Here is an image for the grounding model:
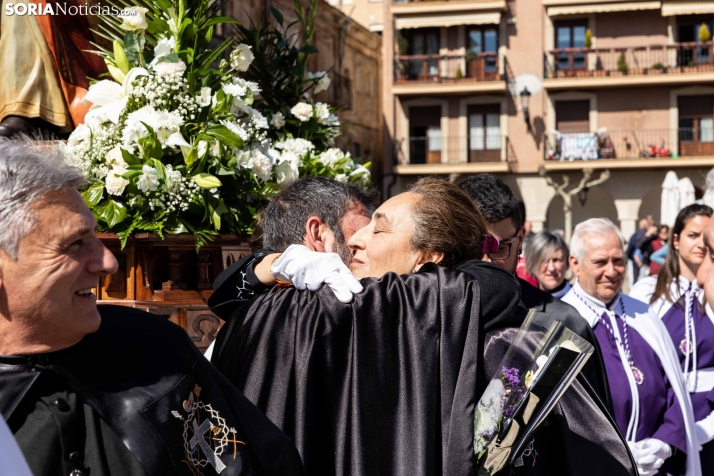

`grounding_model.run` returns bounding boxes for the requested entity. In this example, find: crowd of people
[1,139,714,476]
